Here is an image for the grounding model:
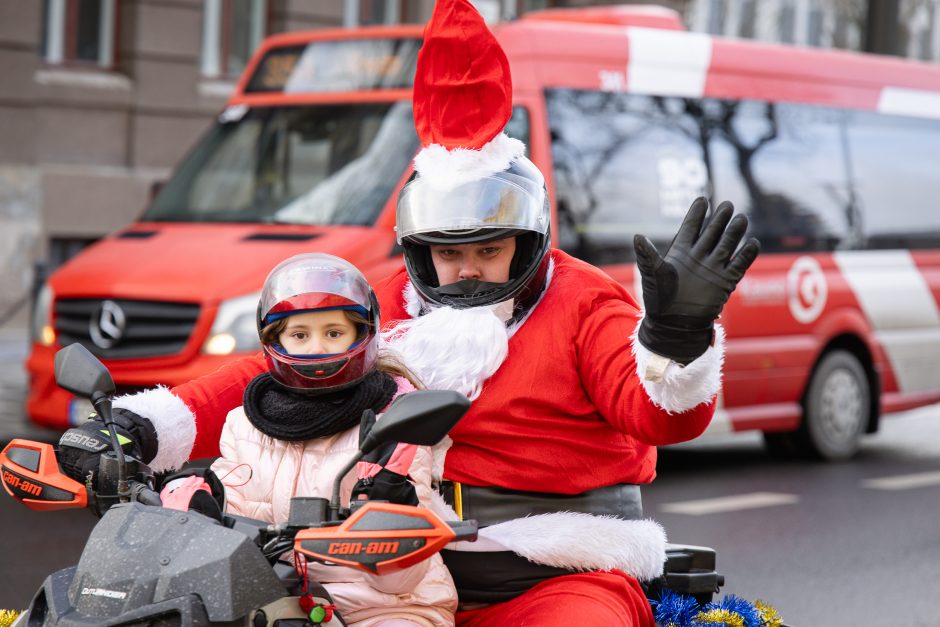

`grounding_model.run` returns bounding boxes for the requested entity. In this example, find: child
[210,253,457,627]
